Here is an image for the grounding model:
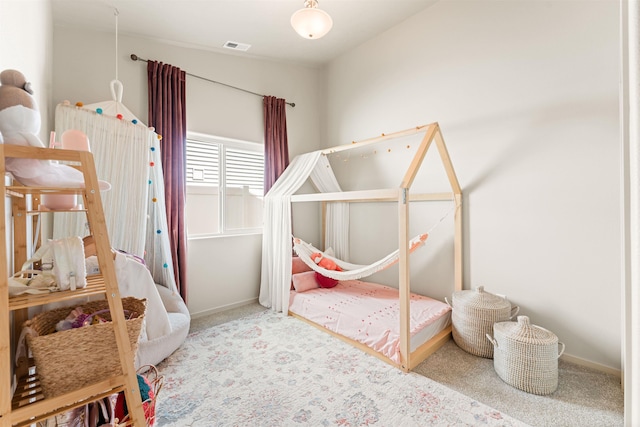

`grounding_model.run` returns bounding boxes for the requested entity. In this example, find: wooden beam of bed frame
[288,311,453,371]
[320,123,434,155]
[291,190,455,203]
